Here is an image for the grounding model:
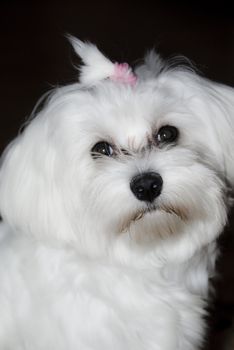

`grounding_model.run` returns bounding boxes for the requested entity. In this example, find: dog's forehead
[88,83,166,147]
